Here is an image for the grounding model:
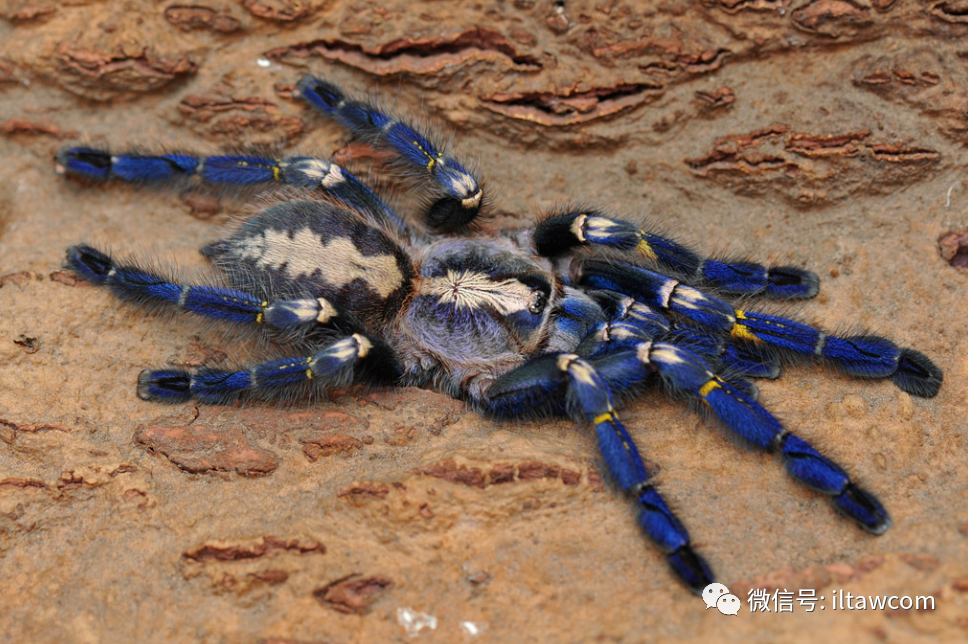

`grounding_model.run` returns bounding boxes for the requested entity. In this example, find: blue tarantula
[56,75,943,594]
